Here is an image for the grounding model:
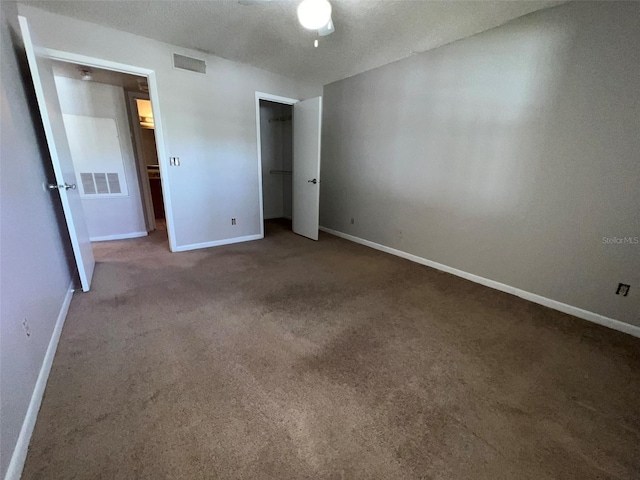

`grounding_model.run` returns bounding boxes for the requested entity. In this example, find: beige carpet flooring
[22,220,640,479]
